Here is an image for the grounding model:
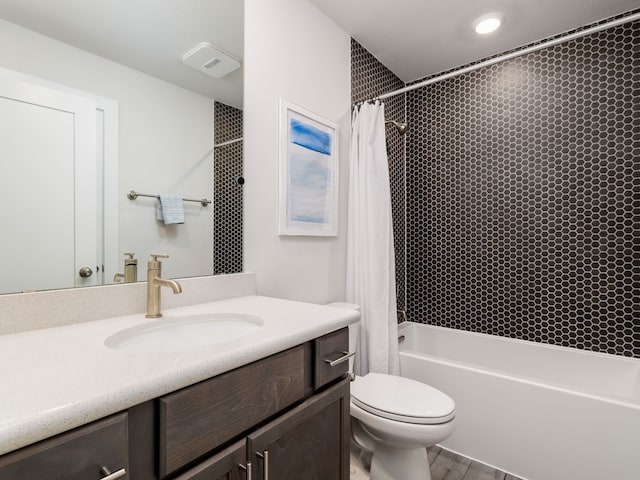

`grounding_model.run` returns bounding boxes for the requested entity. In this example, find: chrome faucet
[146,254,182,318]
